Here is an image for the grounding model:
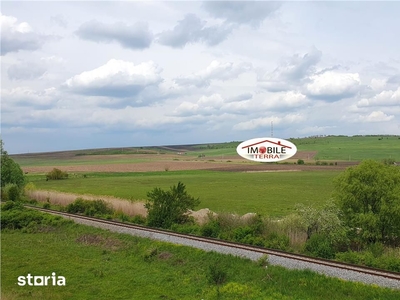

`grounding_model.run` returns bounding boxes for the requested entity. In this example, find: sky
[1,1,400,154]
